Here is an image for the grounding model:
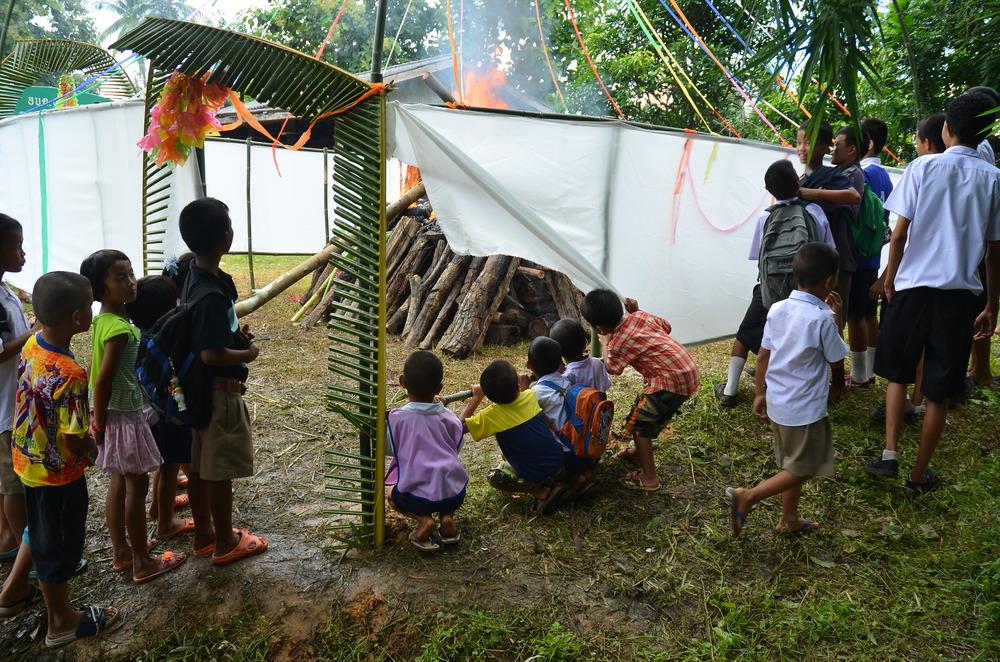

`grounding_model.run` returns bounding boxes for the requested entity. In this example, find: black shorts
[874,288,978,402]
[153,420,192,466]
[835,271,853,326]
[848,268,879,318]
[24,476,88,584]
[390,486,466,517]
[735,285,767,354]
